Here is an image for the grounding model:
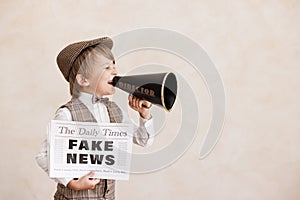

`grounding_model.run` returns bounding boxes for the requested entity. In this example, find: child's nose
[112,68,117,75]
